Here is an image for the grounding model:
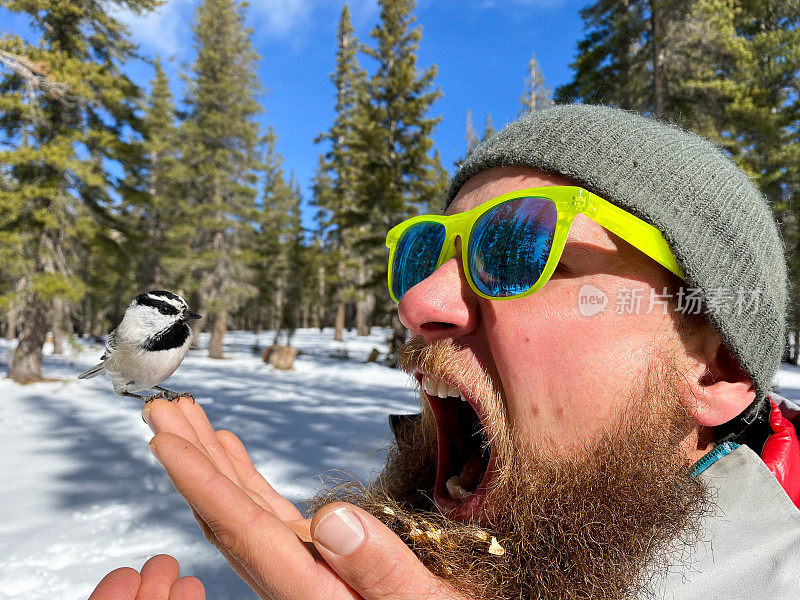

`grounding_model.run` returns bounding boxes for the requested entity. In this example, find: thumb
[311,502,462,600]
